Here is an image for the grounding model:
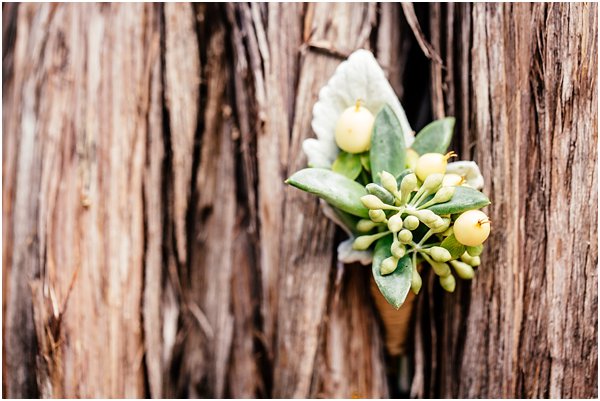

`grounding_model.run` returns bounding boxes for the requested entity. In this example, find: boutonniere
[286,49,491,310]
